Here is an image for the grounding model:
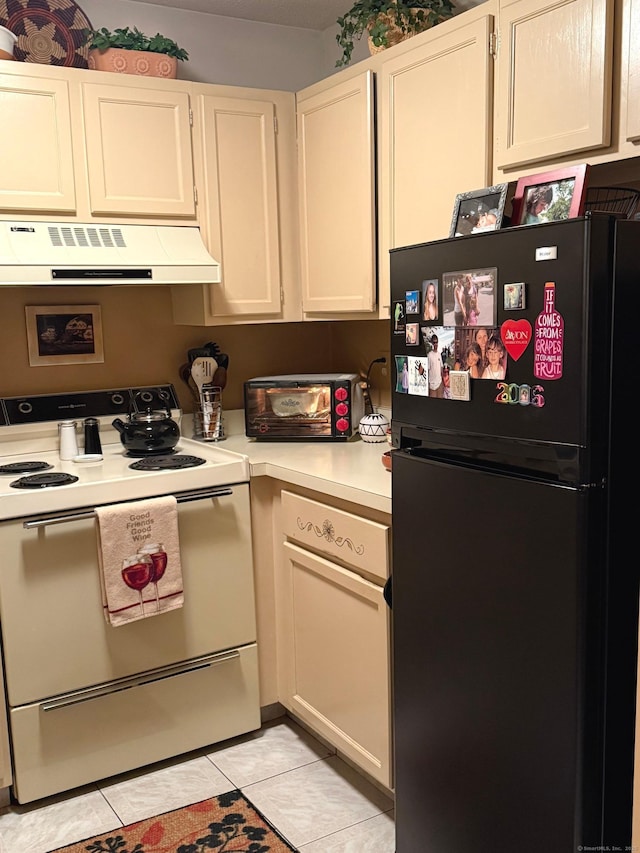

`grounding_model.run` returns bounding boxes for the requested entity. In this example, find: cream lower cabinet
[296,70,377,316]
[277,490,392,788]
[494,0,614,173]
[378,11,495,313]
[171,87,301,325]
